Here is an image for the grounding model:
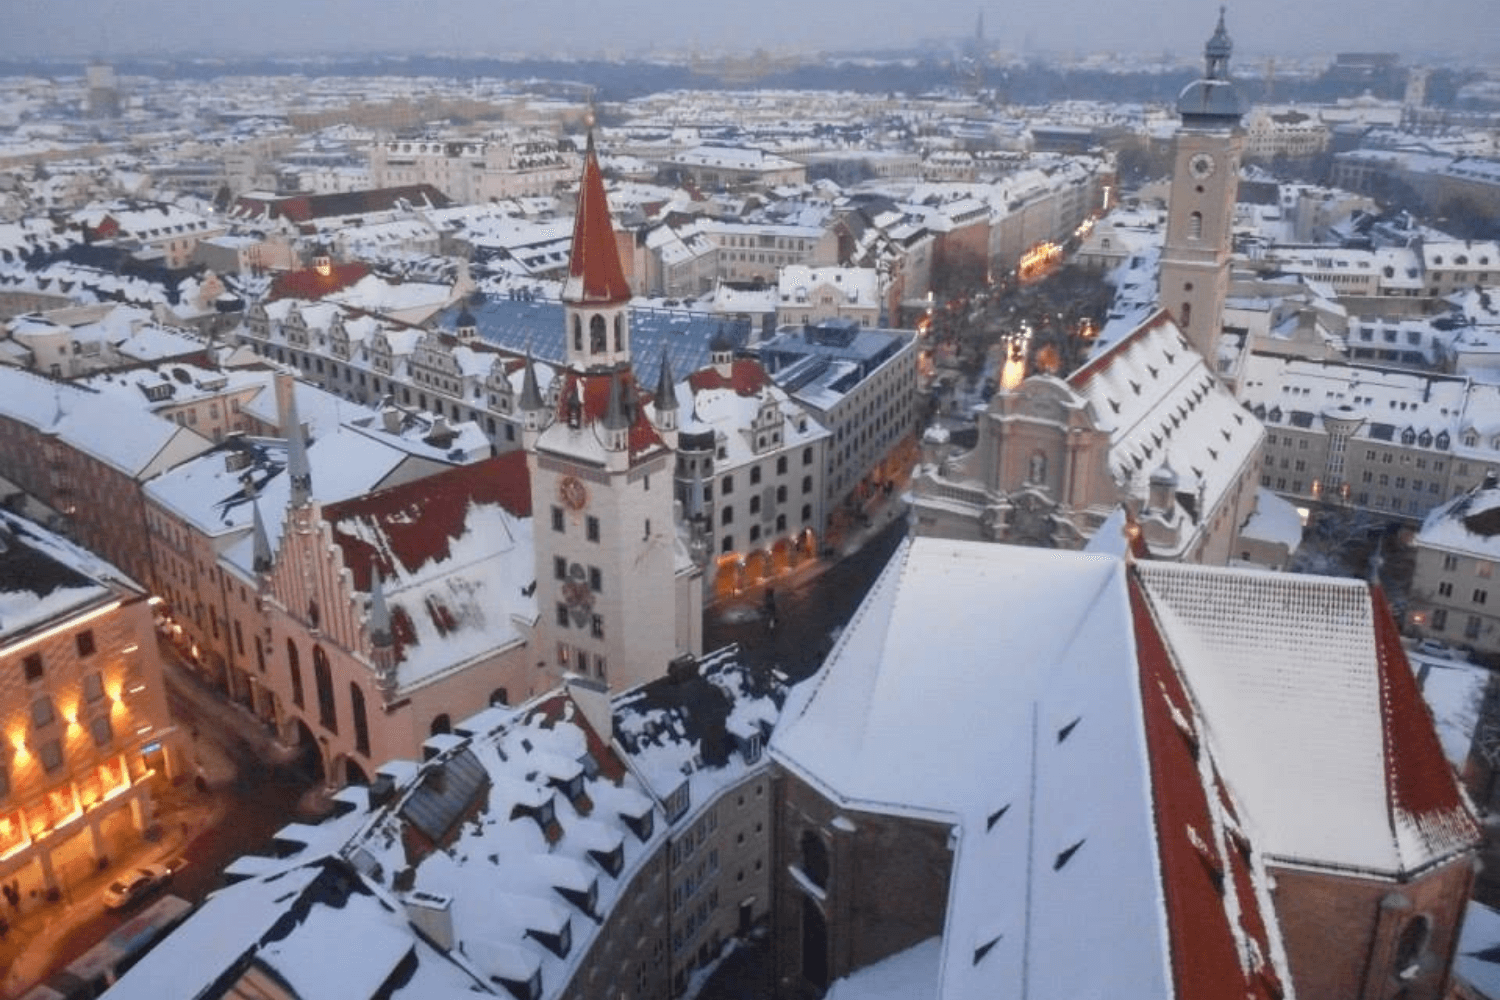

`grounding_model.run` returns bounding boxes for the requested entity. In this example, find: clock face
[559,475,588,511]
[1188,152,1216,180]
